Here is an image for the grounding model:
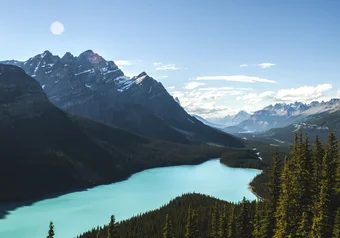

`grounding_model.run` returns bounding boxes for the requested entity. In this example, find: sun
[50,21,64,35]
